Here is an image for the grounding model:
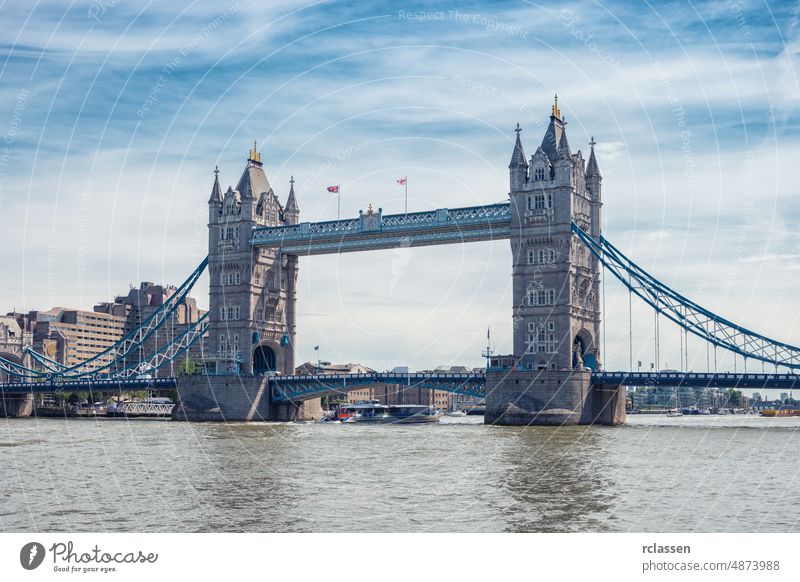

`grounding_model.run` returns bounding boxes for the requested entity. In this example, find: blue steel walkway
[250,203,512,255]
[0,377,177,394]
